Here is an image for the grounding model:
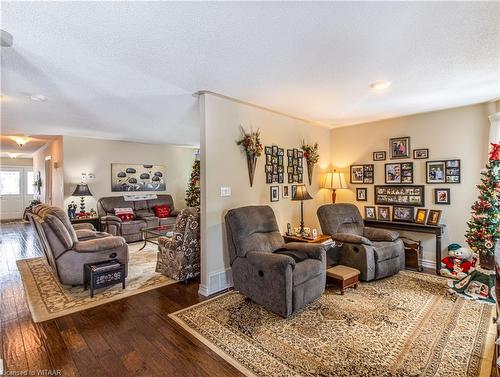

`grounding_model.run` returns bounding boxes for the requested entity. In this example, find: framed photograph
[270,186,279,202]
[445,160,461,183]
[350,165,364,184]
[363,164,374,184]
[413,148,429,159]
[375,185,424,206]
[377,206,391,221]
[291,185,298,199]
[373,151,386,161]
[392,206,415,222]
[390,136,411,159]
[282,185,290,199]
[415,209,428,224]
[435,188,450,204]
[364,206,376,220]
[427,209,442,226]
[356,188,367,201]
[426,161,446,183]
[265,146,272,155]
[385,163,401,184]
